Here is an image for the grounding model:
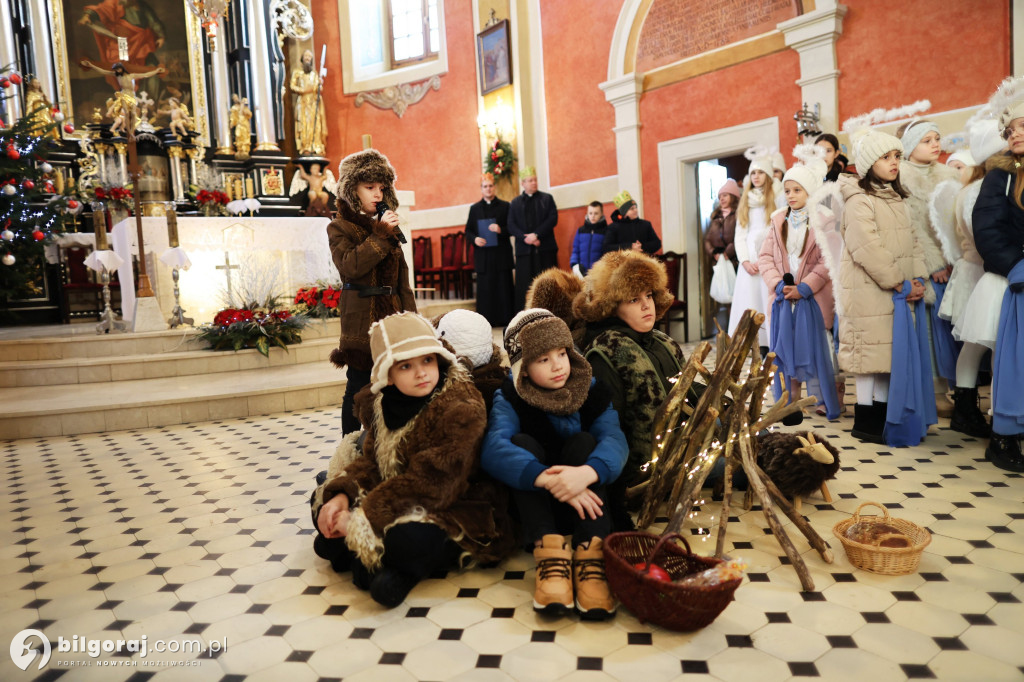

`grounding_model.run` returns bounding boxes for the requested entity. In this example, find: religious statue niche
[51,0,210,145]
[288,160,336,217]
[289,48,327,157]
